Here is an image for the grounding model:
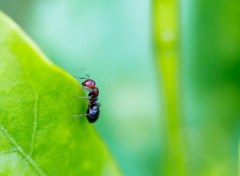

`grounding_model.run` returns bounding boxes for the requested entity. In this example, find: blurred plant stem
[239,142,240,175]
[153,0,185,175]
